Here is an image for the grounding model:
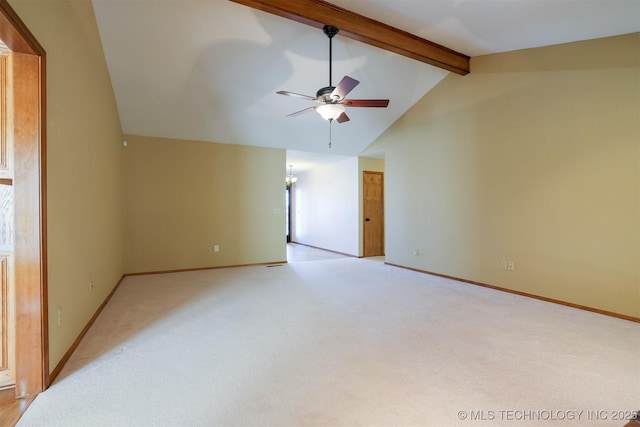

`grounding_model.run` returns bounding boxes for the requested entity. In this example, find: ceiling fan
[277,25,389,124]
